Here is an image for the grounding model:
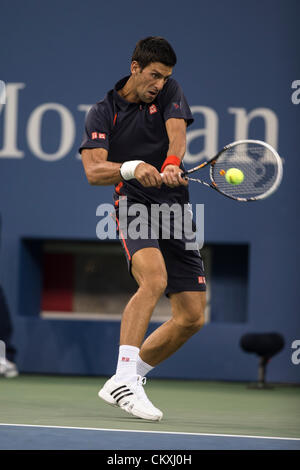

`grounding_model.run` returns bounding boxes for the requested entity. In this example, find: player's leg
[119,246,168,347]
[137,210,207,371]
[98,246,167,421]
[139,291,206,367]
